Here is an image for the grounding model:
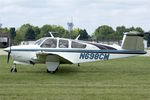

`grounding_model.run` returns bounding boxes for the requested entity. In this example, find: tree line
[0,24,150,46]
